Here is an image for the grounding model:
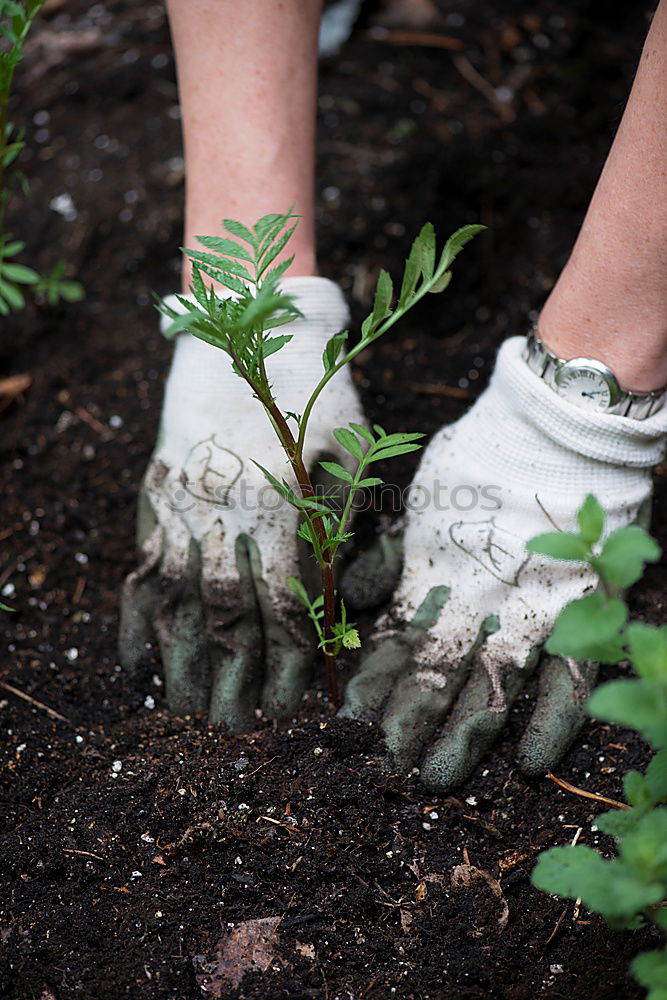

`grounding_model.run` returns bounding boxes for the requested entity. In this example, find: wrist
[524,327,667,420]
[538,272,667,393]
